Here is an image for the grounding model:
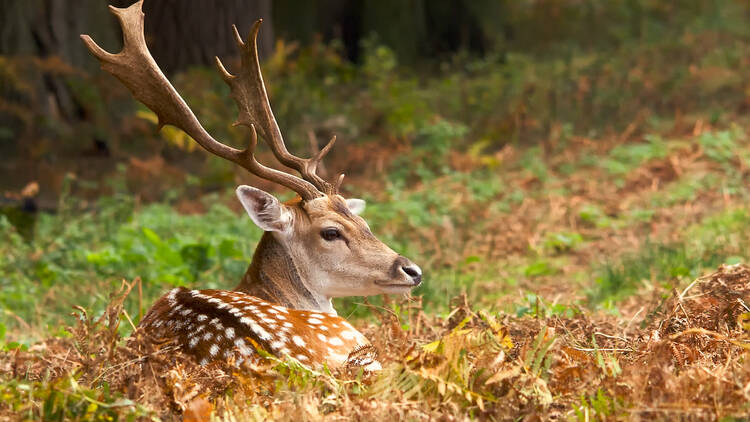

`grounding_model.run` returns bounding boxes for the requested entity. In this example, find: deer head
[81,1,421,314]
